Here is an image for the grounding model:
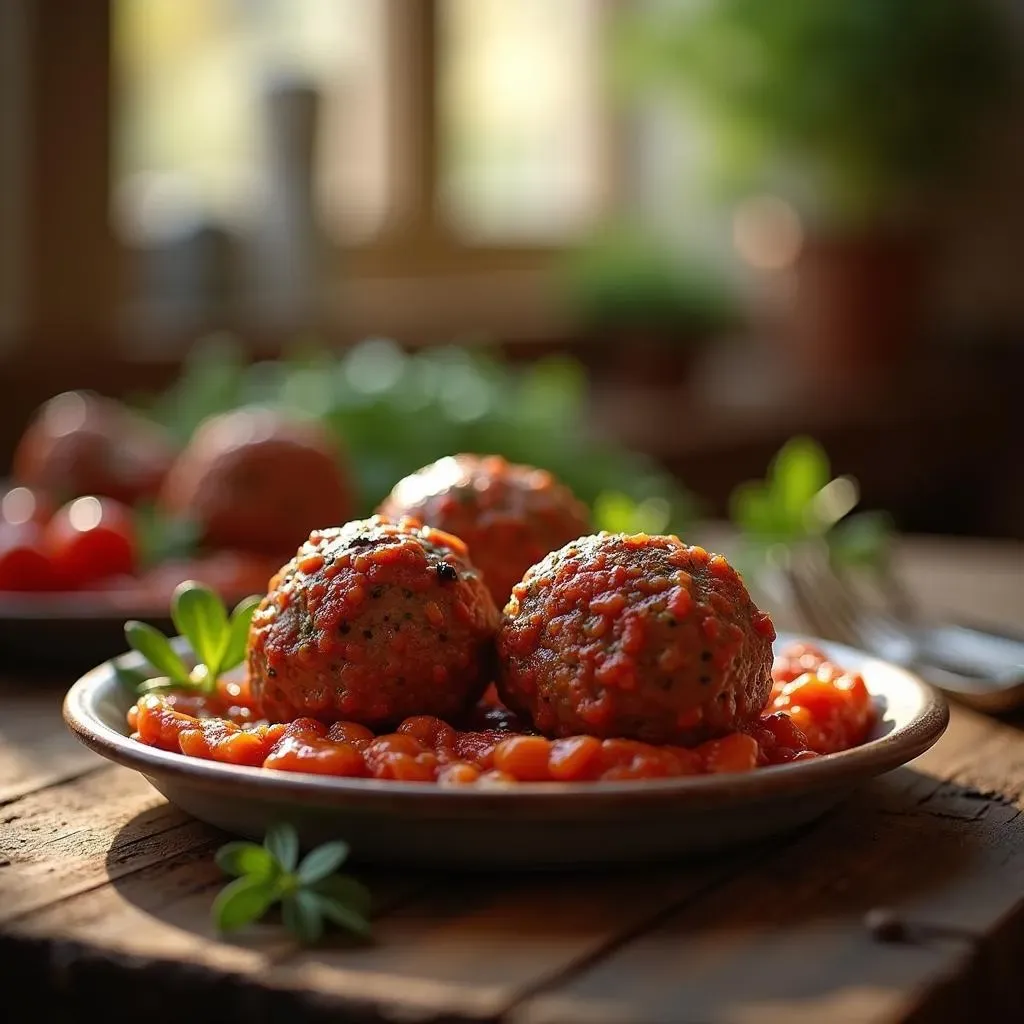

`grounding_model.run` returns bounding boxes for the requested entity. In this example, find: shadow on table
[101,764,988,935]
[87,766,1012,1020]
